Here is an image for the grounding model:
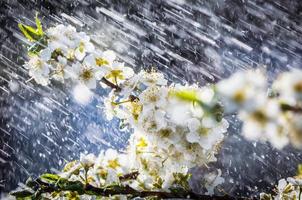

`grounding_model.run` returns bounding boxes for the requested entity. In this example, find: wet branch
[100,77,139,102]
[11,177,249,200]
[101,77,121,92]
[280,103,302,113]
